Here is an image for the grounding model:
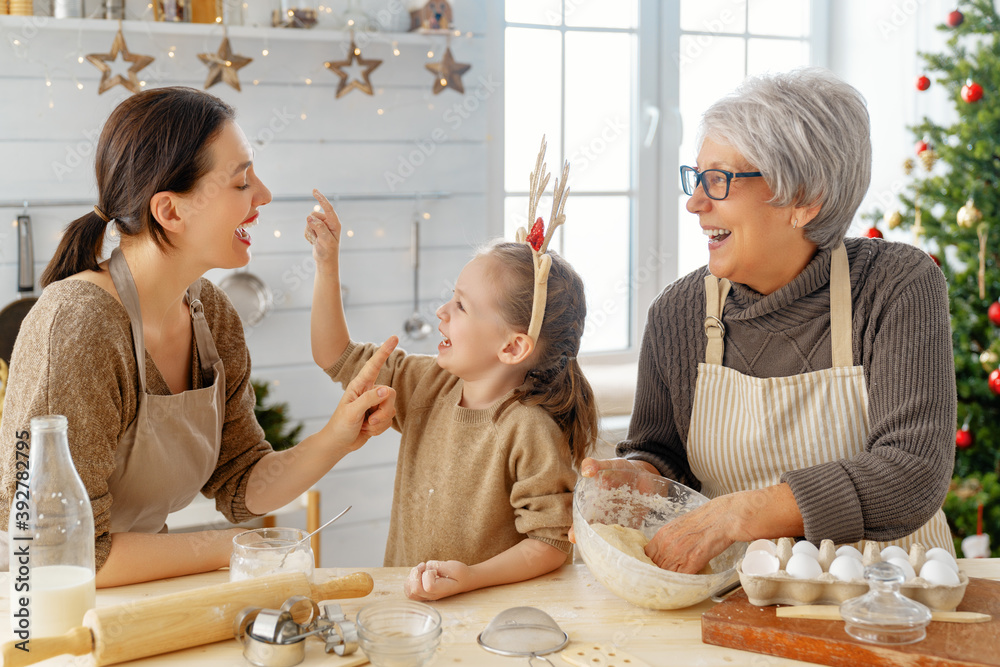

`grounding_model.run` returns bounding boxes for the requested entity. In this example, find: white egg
[791,541,820,558]
[835,545,864,561]
[887,557,916,581]
[741,549,780,576]
[746,538,777,555]
[828,555,866,582]
[880,545,909,561]
[924,547,959,573]
[920,559,961,586]
[785,553,823,579]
